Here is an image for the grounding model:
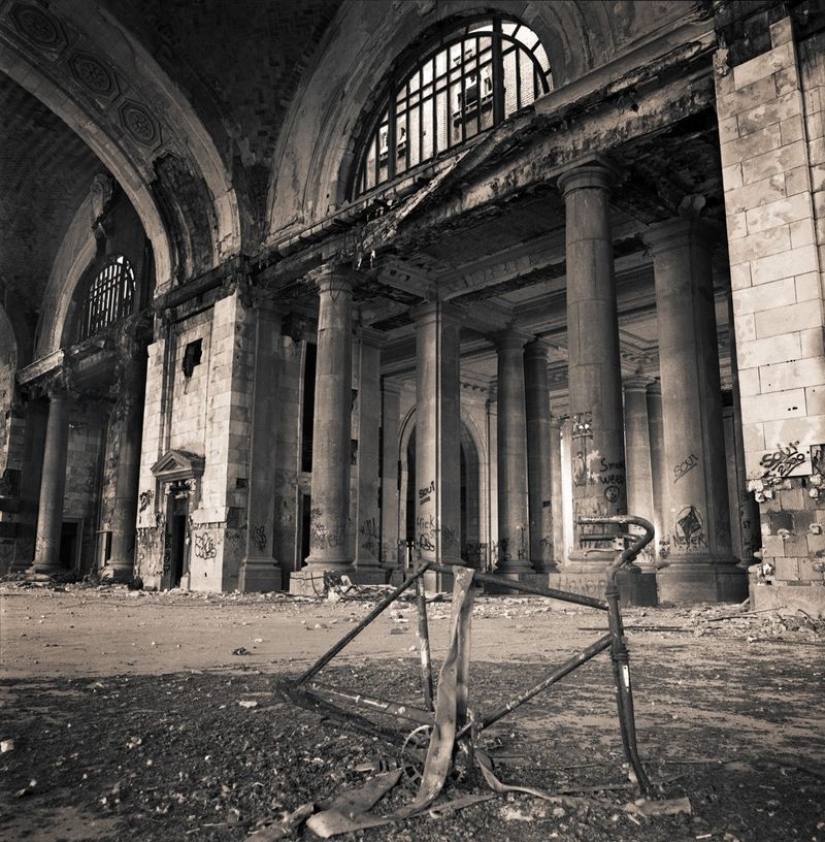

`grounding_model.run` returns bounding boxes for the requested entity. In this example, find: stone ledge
[750,579,825,617]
